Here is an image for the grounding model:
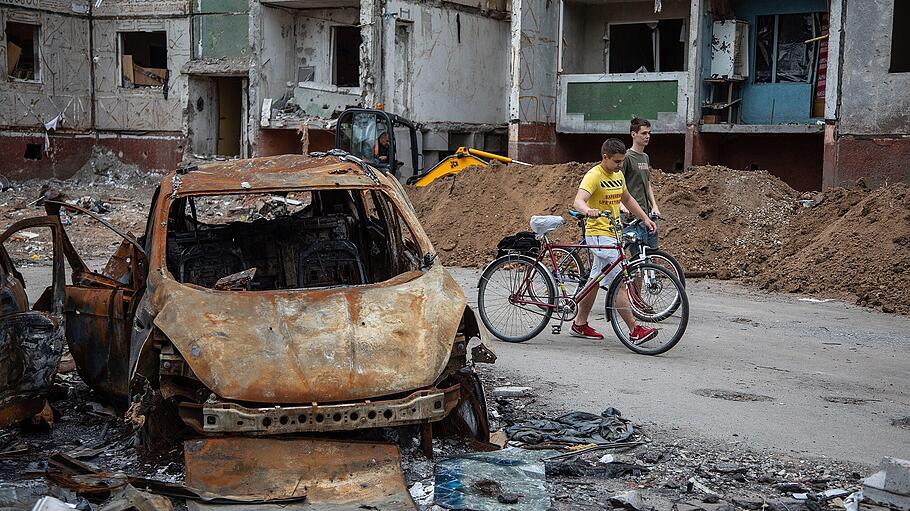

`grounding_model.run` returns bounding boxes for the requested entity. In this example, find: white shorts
[586,235,622,283]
